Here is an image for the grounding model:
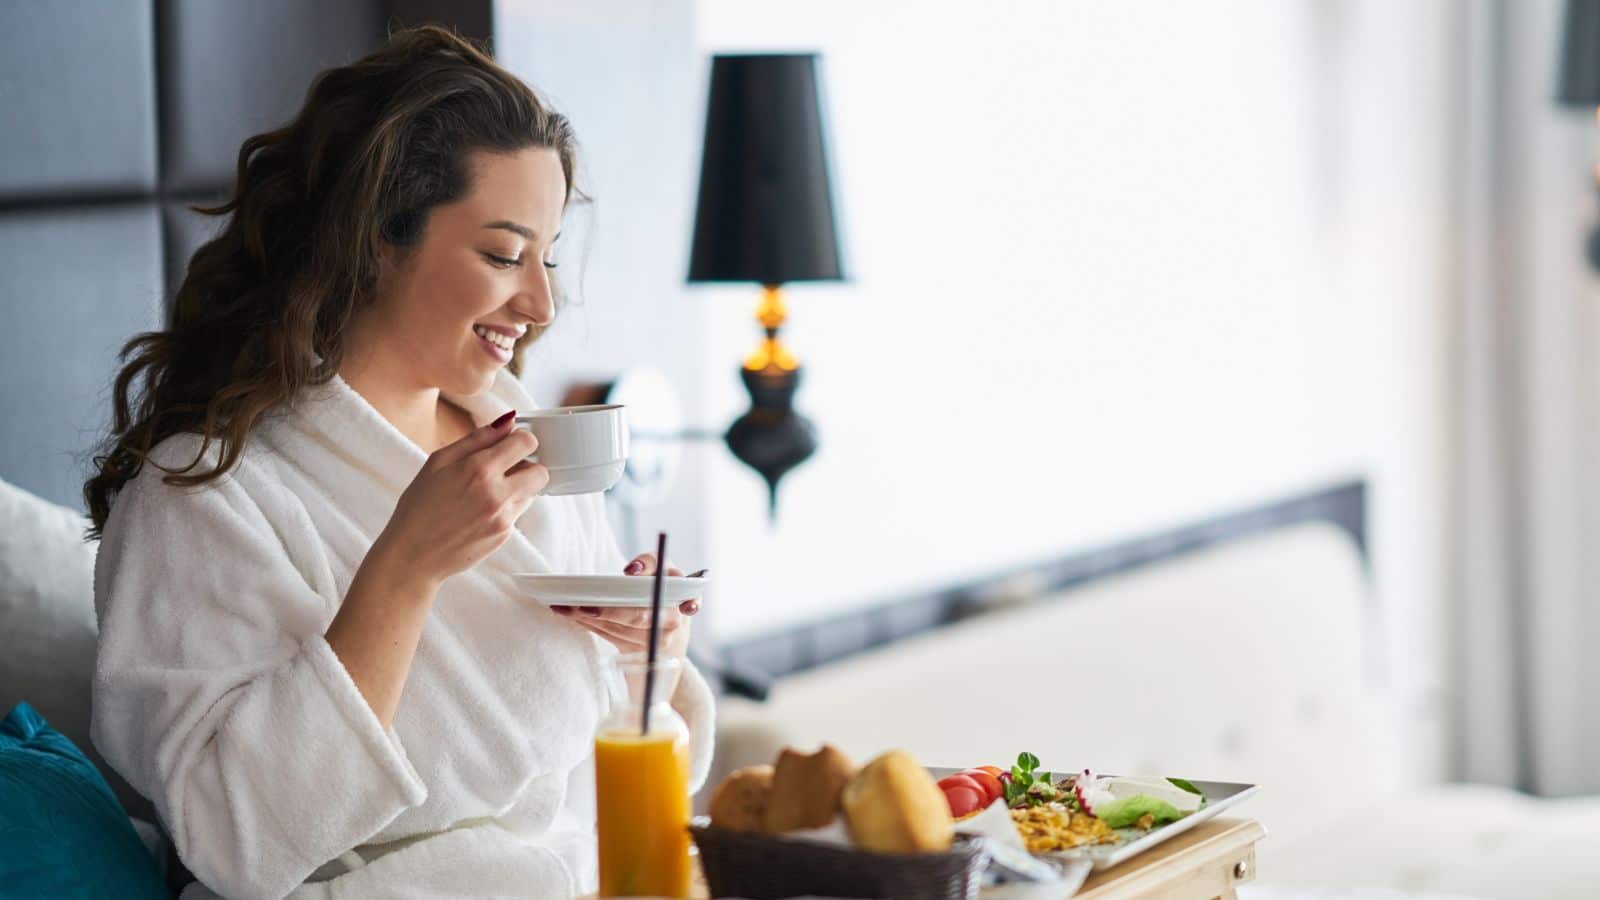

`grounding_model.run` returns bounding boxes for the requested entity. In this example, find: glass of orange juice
[595,652,691,898]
